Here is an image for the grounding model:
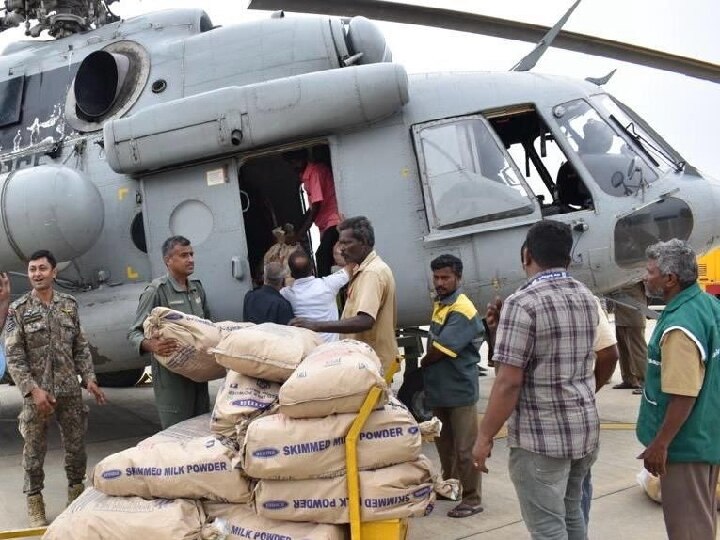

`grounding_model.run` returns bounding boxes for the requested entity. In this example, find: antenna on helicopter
[585,69,617,86]
[510,0,581,72]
